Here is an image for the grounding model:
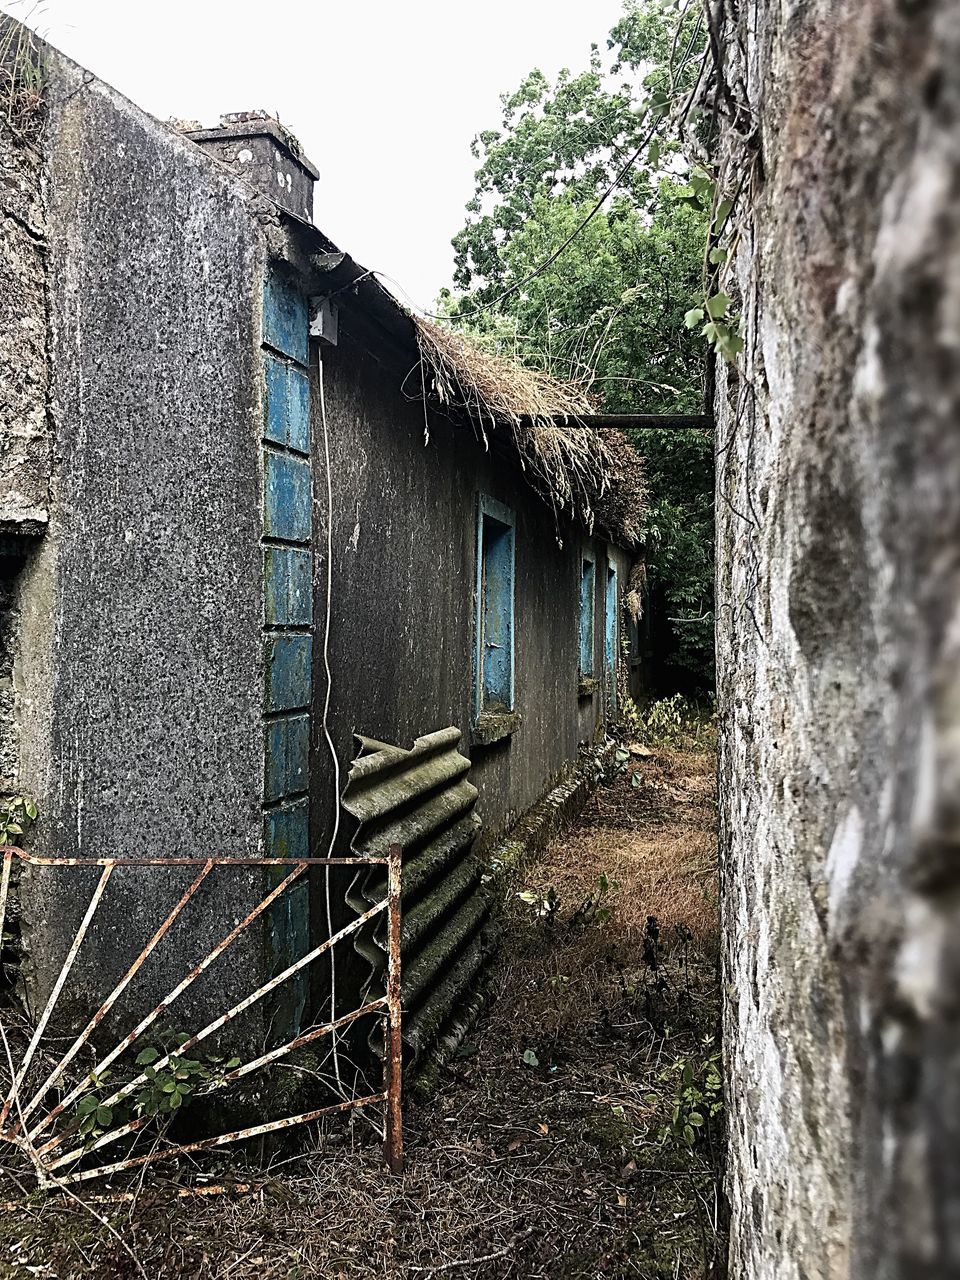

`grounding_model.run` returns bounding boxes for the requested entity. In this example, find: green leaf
[169,1090,183,1109]
[647,139,661,168]
[522,1049,539,1068]
[225,1057,242,1070]
[708,246,727,265]
[683,307,704,329]
[76,1095,99,1117]
[135,1047,159,1065]
[688,1112,704,1126]
[683,1124,695,1146]
[705,292,731,319]
[714,198,733,230]
[78,1114,96,1137]
[95,1106,113,1128]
